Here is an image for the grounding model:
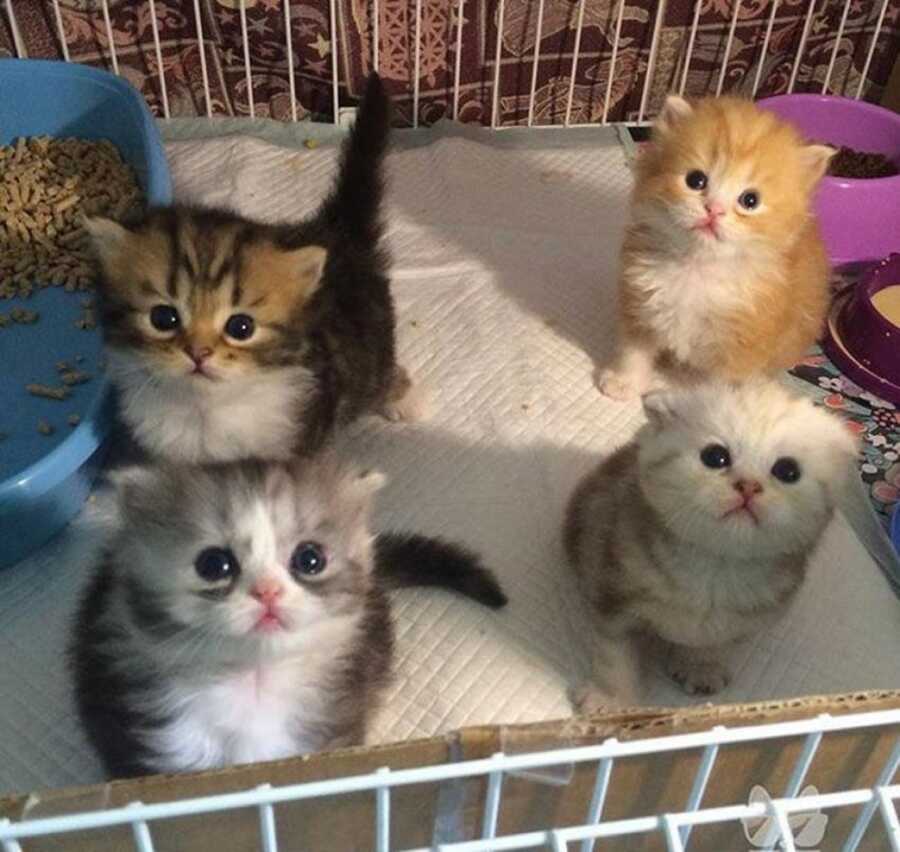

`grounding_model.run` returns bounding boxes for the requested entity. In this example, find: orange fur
[599,96,833,398]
